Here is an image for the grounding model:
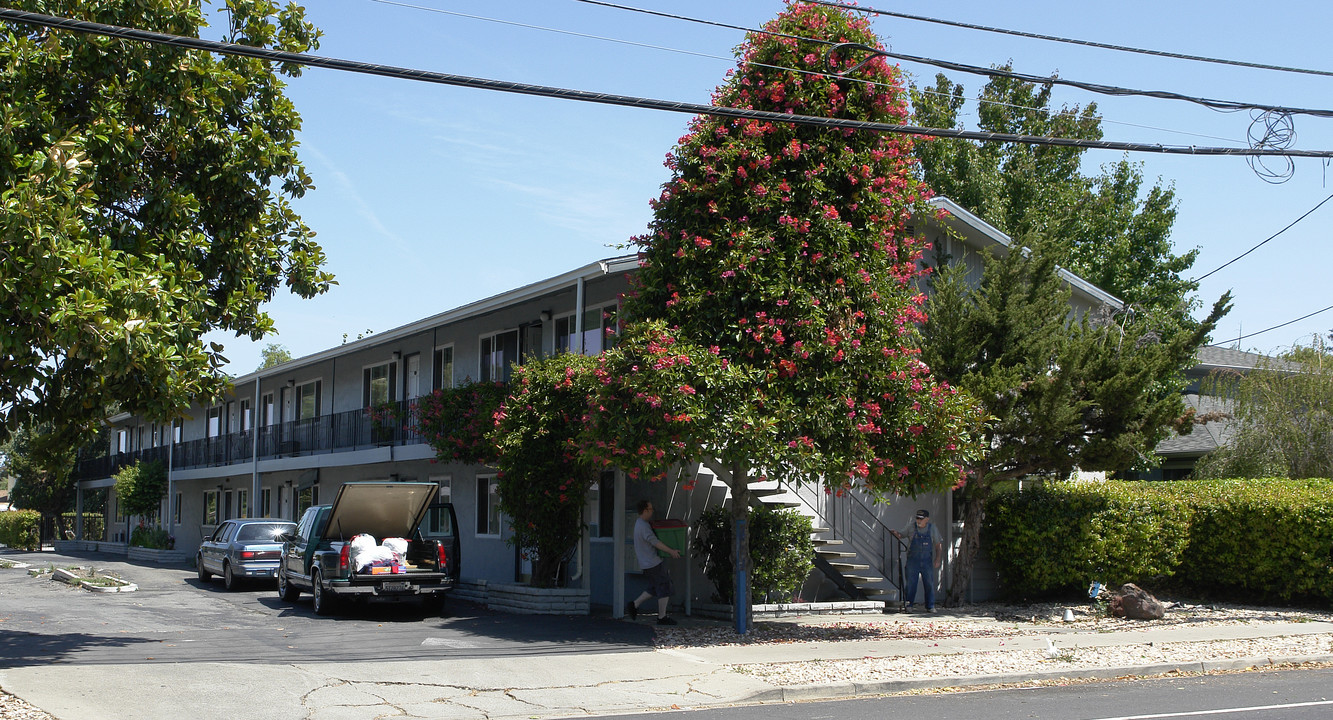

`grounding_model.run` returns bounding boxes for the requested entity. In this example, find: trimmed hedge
[691,504,815,604]
[0,510,41,551]
[984,479,1333,604]
[986,482,1191,598]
